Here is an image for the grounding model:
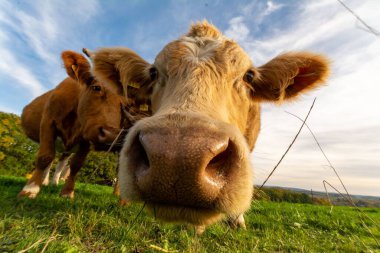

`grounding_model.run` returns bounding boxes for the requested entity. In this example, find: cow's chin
[91,142,123,152]
[144,203,224,226]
